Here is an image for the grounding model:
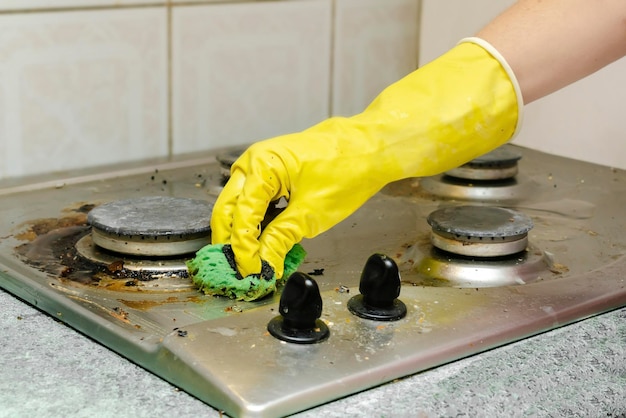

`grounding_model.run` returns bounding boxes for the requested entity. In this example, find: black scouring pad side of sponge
[186,243,307,301]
